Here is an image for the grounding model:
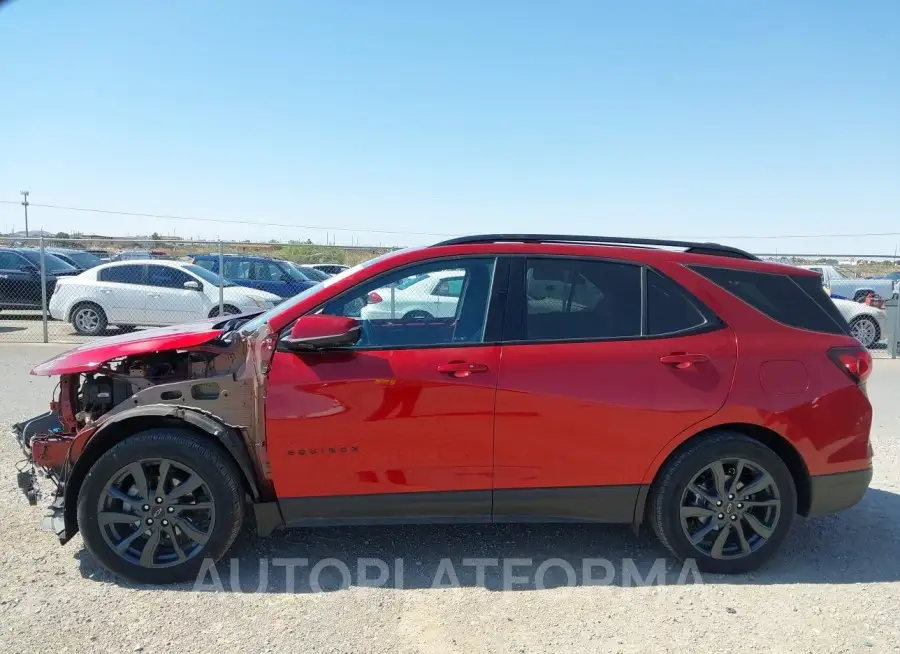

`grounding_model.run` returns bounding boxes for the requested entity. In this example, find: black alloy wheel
[77,429,245,584]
